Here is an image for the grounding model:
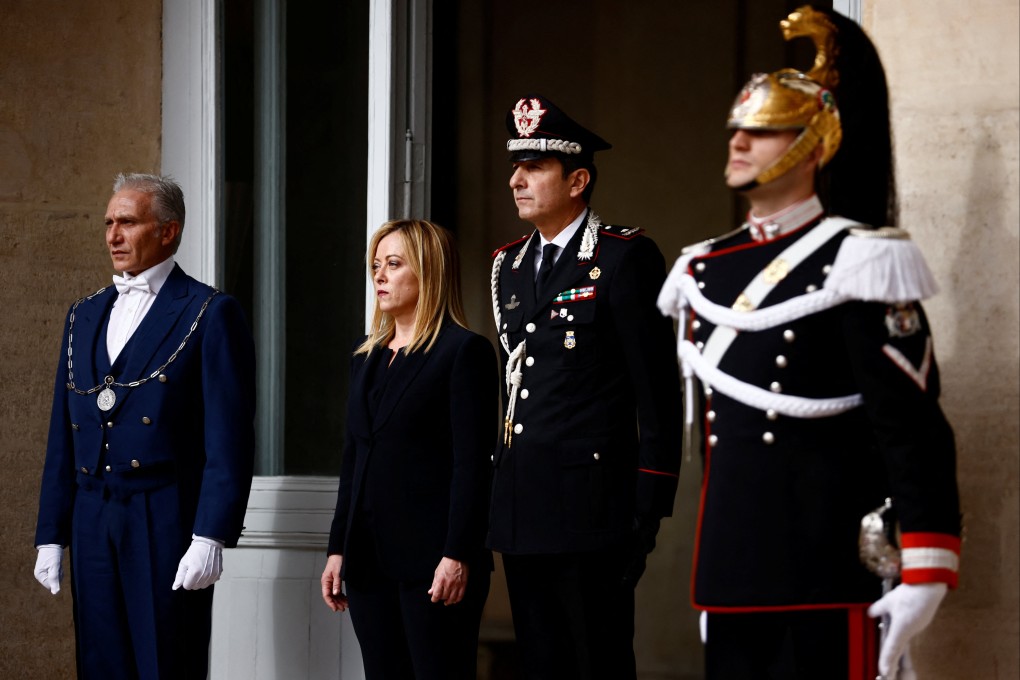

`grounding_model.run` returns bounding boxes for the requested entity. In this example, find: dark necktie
[536,243,558,295]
